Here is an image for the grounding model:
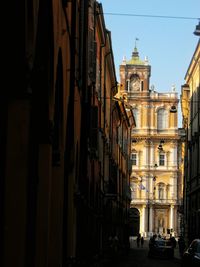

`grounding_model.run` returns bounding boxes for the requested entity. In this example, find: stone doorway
[129,208,140,236]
